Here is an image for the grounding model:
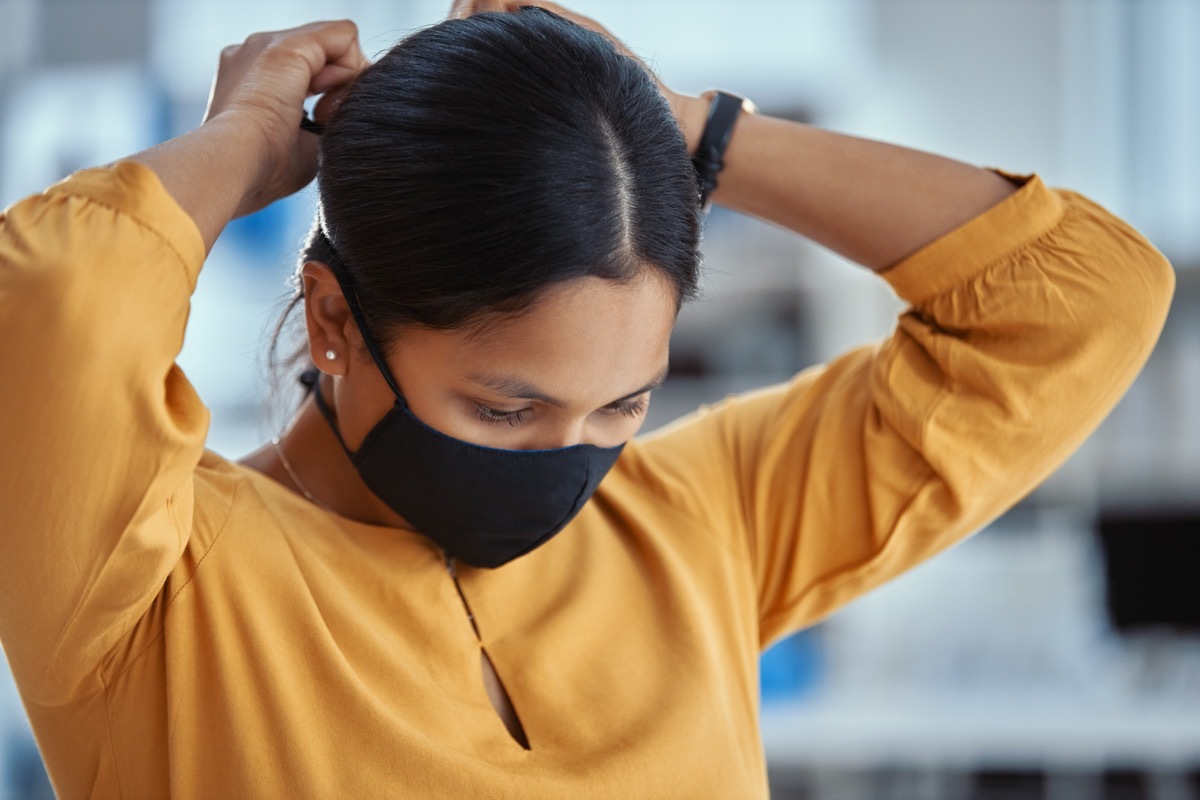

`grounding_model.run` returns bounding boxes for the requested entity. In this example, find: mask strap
[299,368,356,458]
[299,368,320,395]
[324,257,408,406]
